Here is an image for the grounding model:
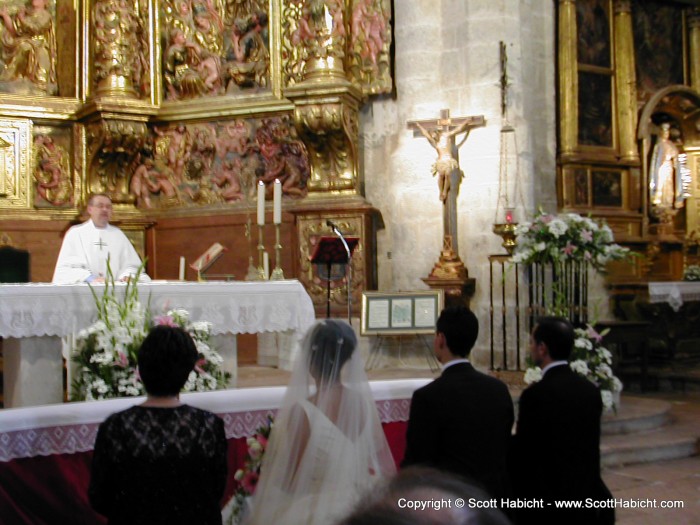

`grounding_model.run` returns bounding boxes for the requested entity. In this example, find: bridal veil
[244,319,396,525]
